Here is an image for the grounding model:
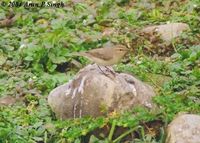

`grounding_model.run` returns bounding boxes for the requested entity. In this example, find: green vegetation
[0,0,199,142]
